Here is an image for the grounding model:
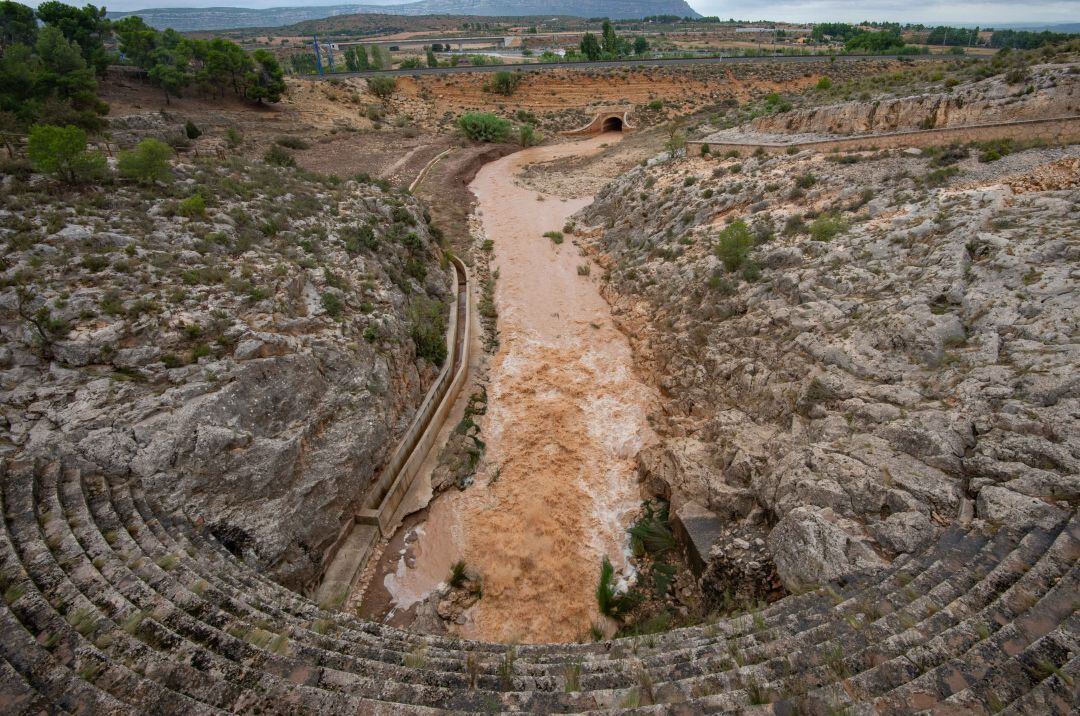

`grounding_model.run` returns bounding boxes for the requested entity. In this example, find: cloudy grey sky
[32,0,1080,25]
[694,0,1079,24]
